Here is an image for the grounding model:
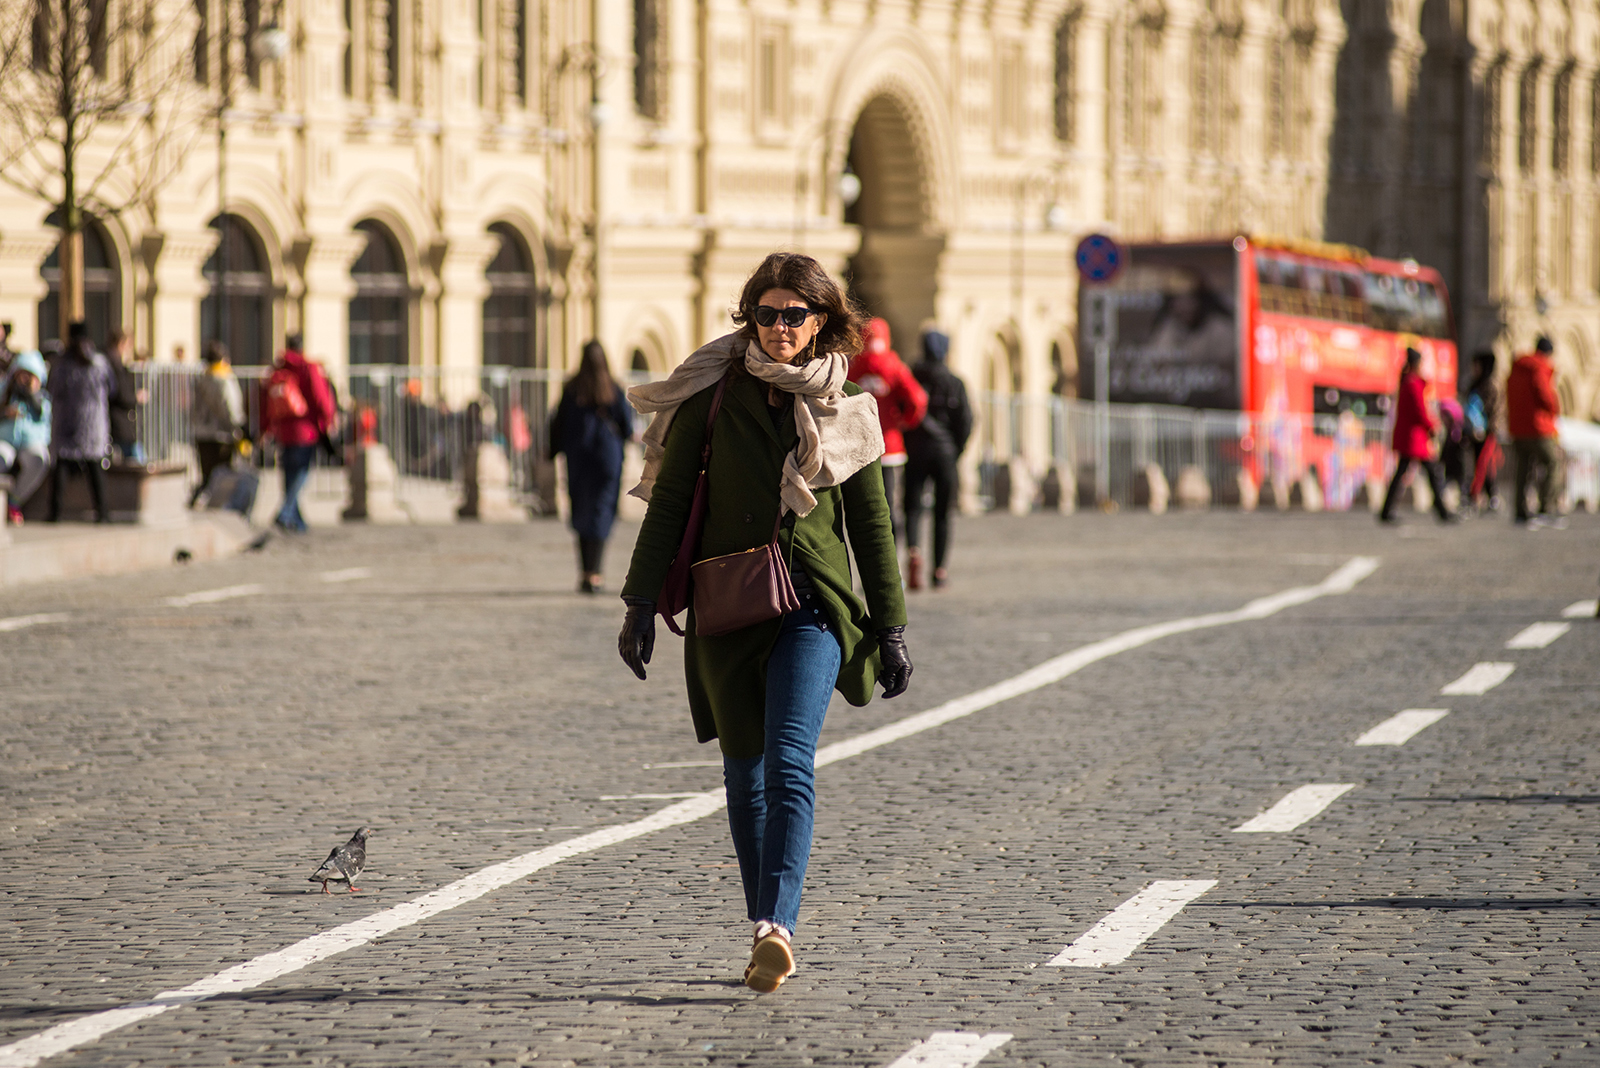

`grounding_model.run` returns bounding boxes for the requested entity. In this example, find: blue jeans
[277,444,317,532]
[722,599,842,933]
